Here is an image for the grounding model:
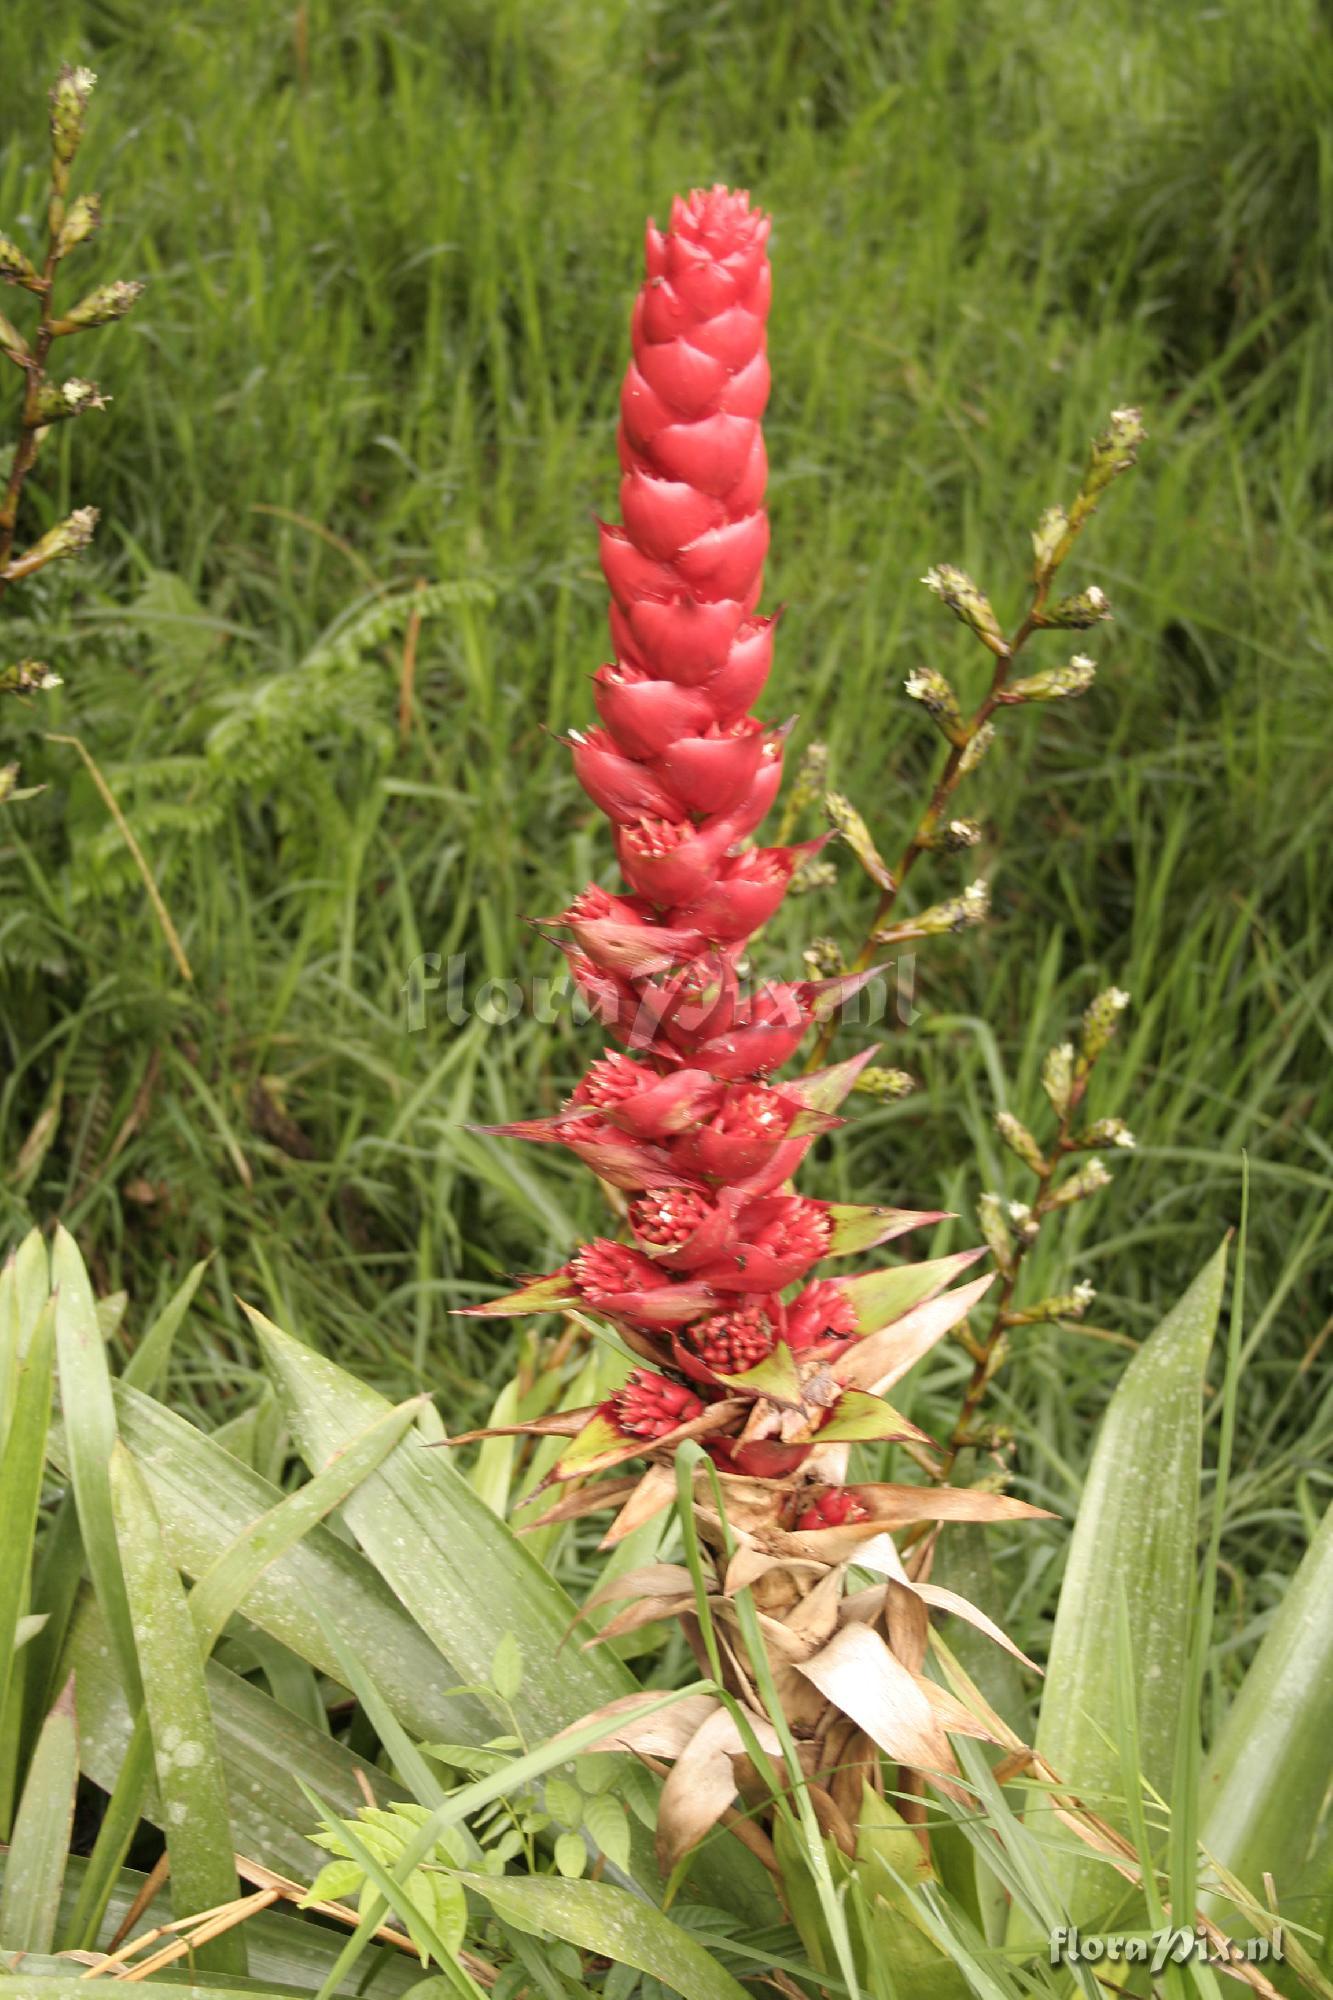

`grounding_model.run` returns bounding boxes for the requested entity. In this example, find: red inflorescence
[494,187,874,1472]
